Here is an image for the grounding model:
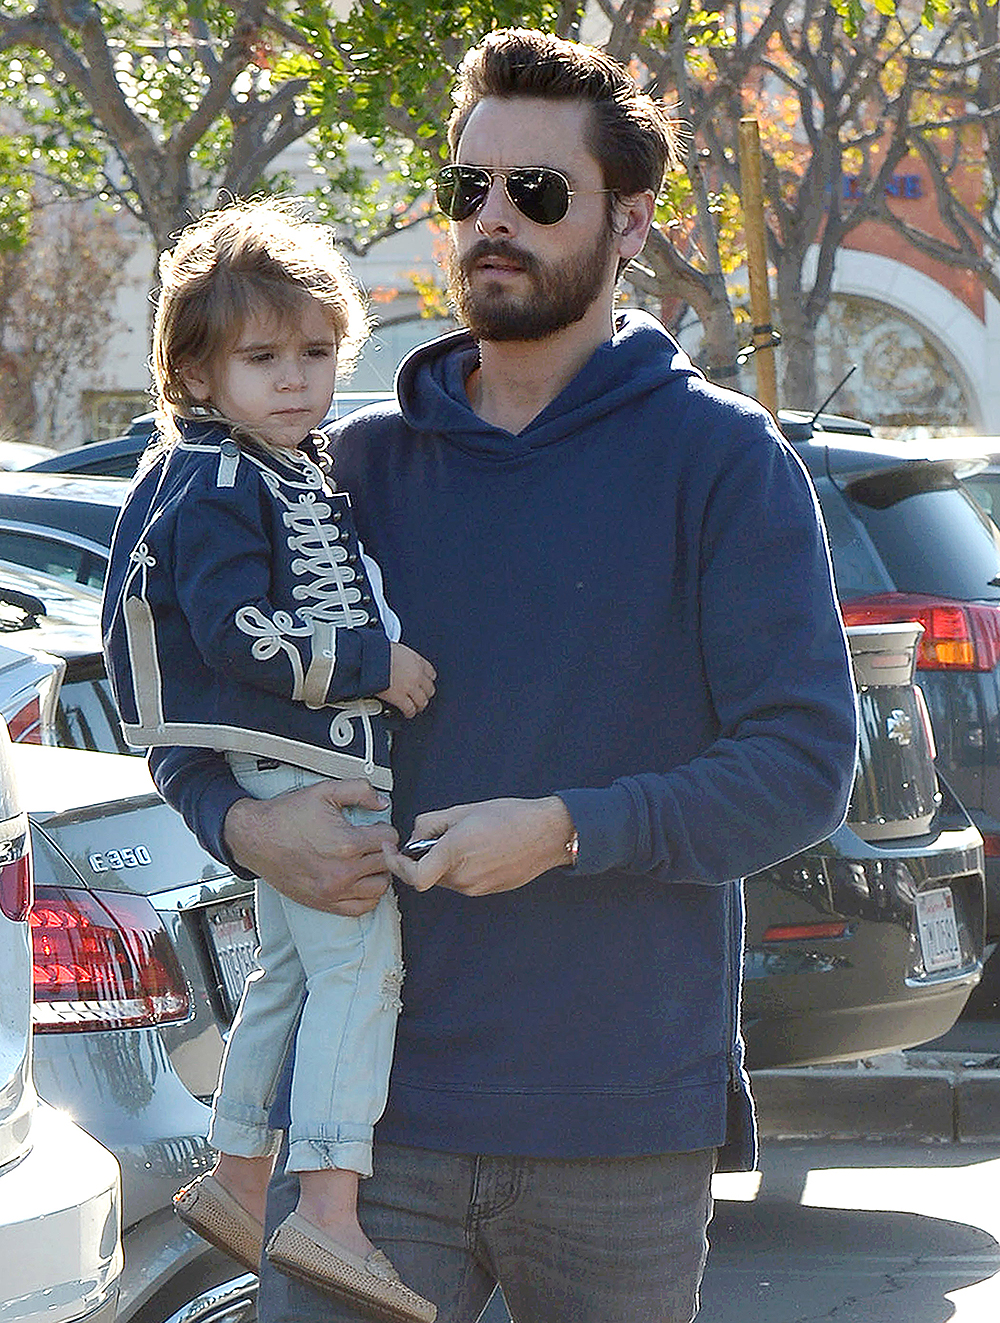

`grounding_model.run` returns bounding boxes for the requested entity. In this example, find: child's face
[182,300,339,449]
